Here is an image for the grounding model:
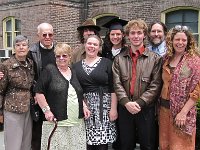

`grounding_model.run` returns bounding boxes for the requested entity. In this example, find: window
[2,17,21,58]
[163,9,199,43]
